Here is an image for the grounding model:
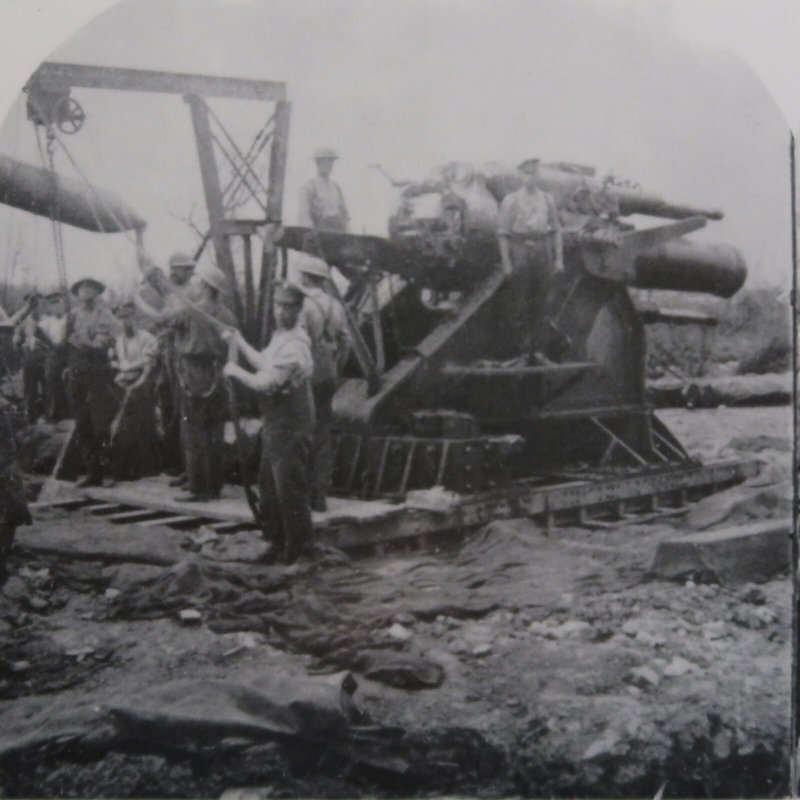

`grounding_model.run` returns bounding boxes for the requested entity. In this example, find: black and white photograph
[0,1,795,797]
